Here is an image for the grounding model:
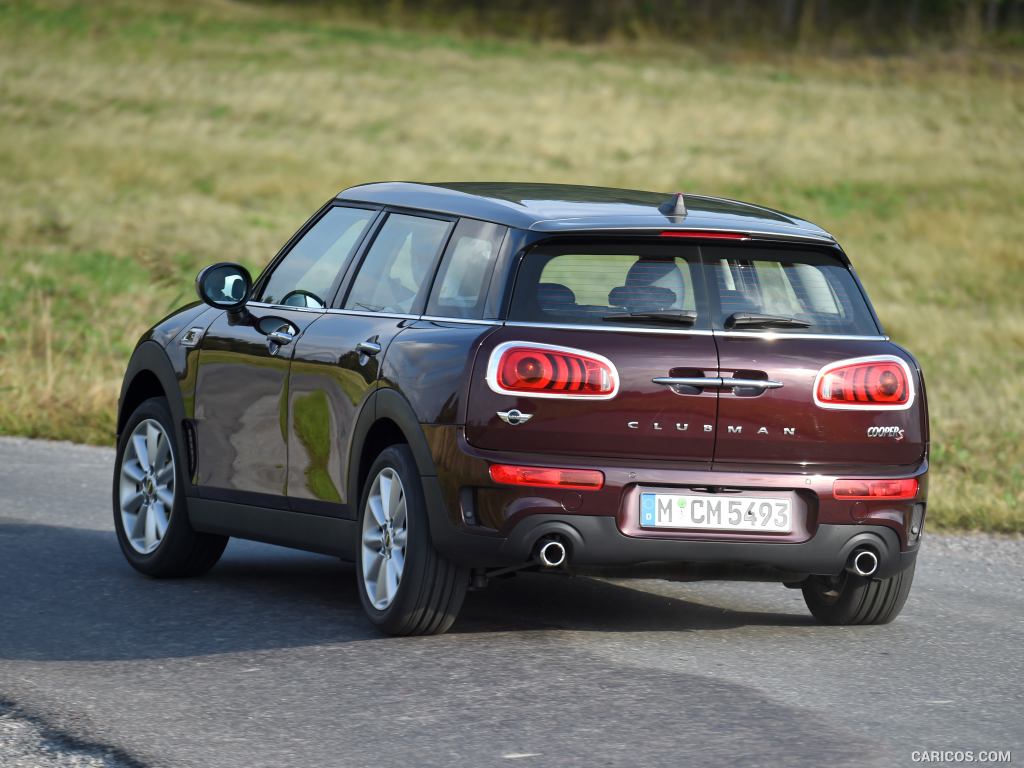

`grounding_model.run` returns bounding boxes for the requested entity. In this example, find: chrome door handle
[720,378,783,390]
[356,340,382,356]
[652,377,722,388]
[652,376,783,394]
[267,330,295,346]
